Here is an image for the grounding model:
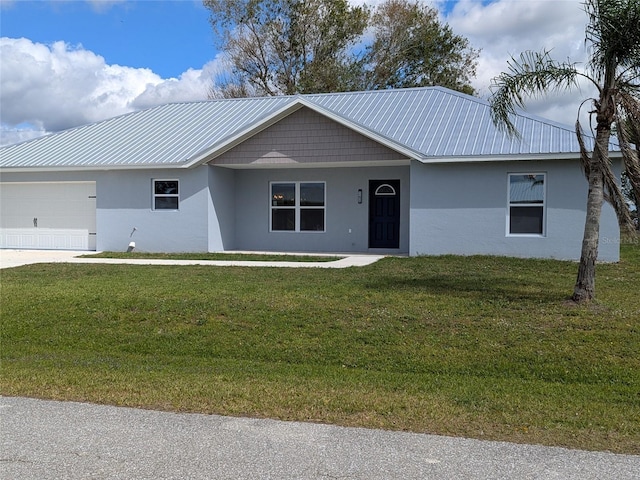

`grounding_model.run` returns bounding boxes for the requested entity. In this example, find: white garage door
[0,182,96,250]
